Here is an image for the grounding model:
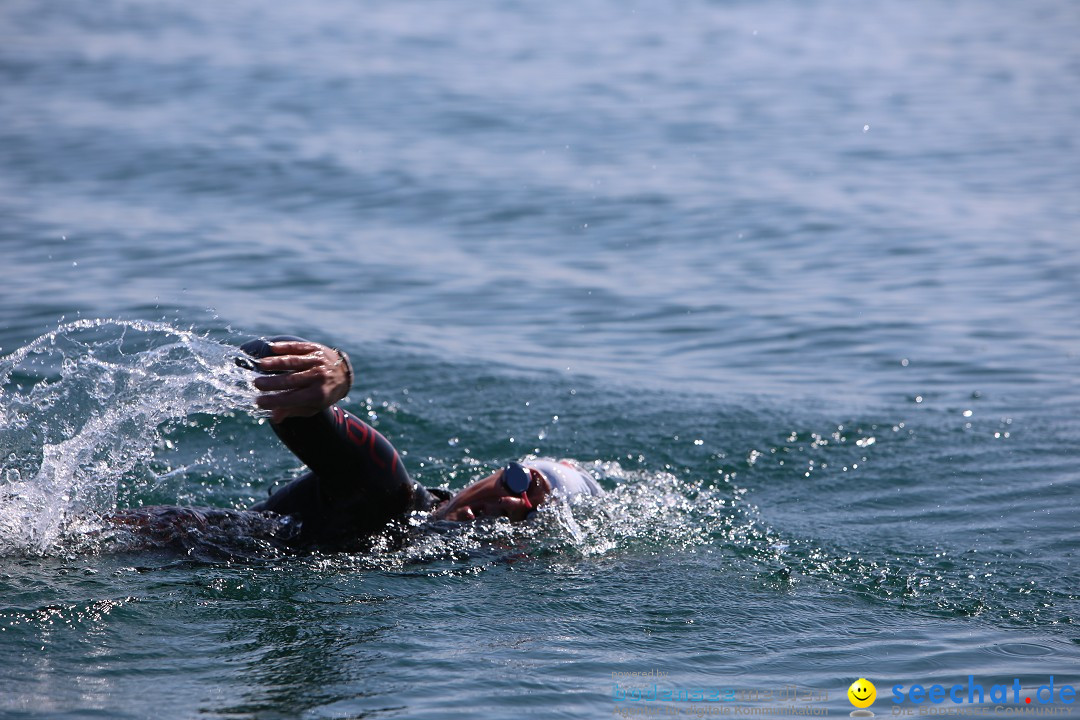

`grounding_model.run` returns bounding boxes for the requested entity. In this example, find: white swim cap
[528,460,603,498]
